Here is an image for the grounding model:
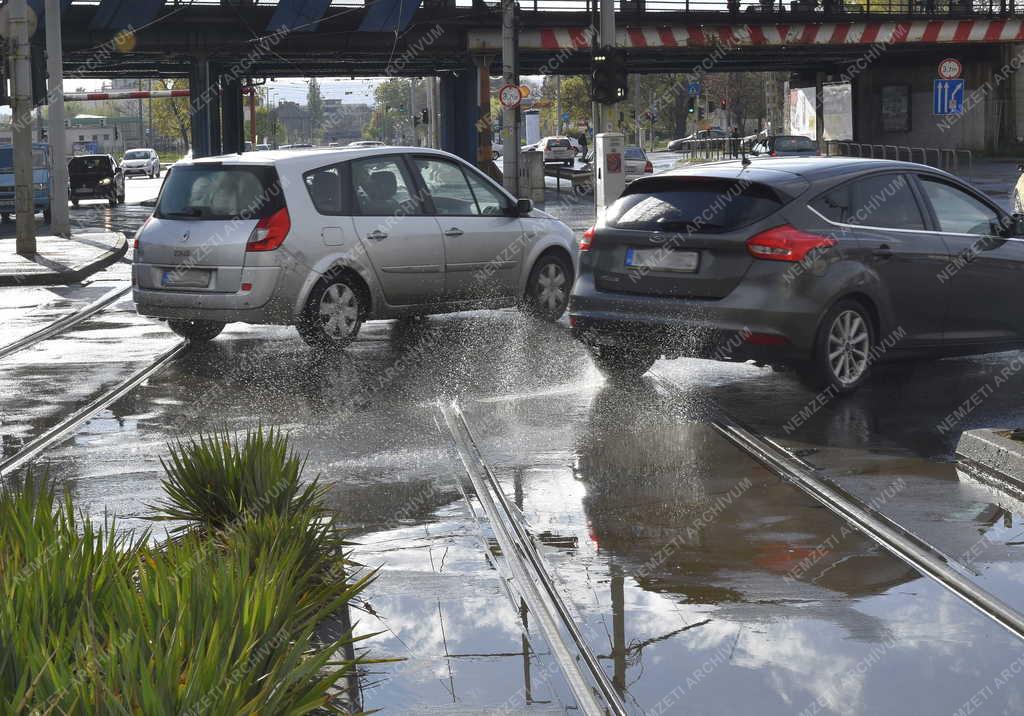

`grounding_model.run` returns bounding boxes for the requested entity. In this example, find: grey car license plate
[625,248,699,273]
[161,268,211,288]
